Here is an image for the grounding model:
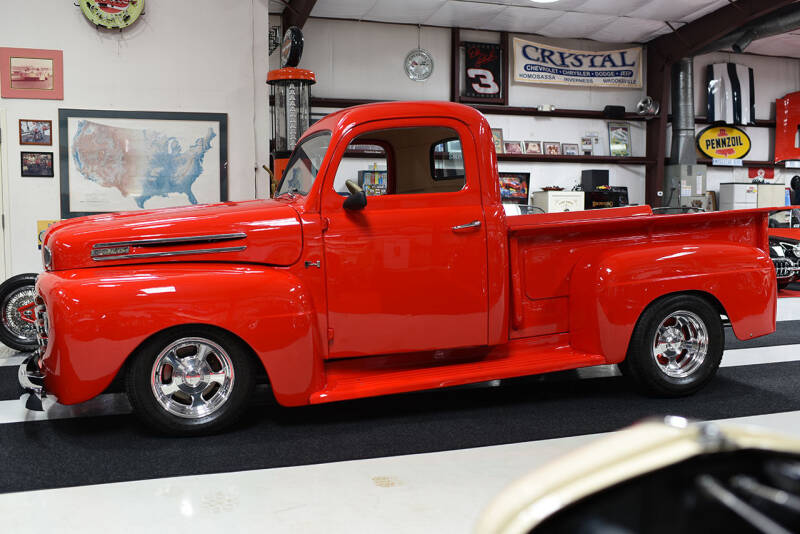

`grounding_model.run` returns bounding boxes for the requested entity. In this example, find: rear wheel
[125,327,256,435]
[620,294,723,397]
[0,273,38,352]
